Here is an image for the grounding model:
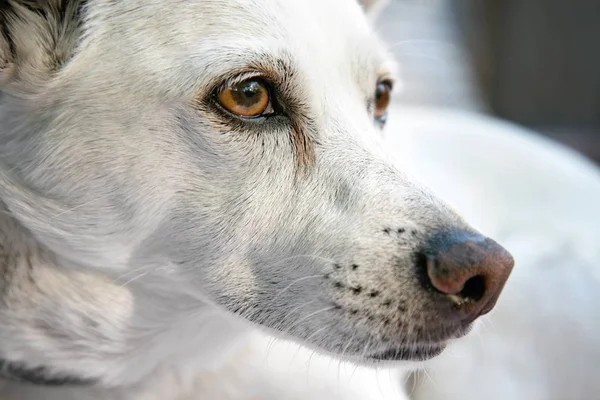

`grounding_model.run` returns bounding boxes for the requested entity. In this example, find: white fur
[0,0,492,399]
[8,104,597,400]
[2,2,597,392]
[0,333,410,399]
